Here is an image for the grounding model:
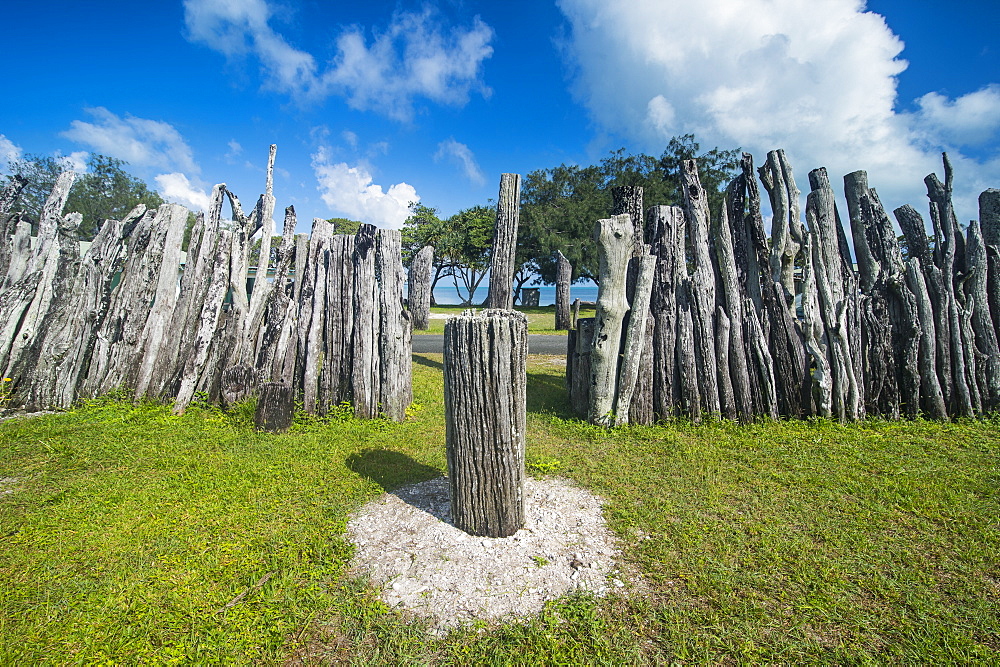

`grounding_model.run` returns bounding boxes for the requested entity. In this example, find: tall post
[444,309,527,537]
[409,245,434,330]
[554,250,572,330]
[486,173,521,310]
